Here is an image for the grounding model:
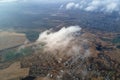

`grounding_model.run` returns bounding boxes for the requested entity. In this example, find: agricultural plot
[0,31,27,51]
